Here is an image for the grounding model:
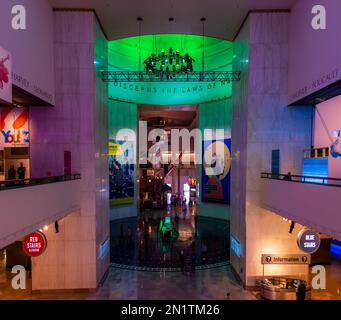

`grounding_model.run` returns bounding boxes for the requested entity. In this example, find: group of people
[7,162,26,181]
[170,194,196,207]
